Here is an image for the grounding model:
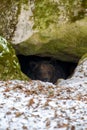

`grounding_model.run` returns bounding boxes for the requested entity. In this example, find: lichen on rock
[0,36,29,81]
[33,0,86,30]
[11,0,87,63]
[0,0,87,63]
